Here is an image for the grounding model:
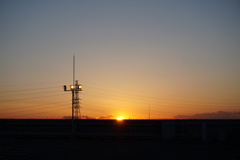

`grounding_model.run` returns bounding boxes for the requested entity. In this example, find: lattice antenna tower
[63,55,82,119]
